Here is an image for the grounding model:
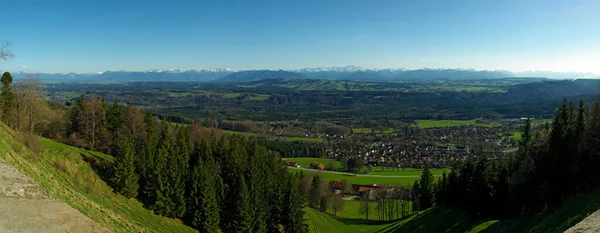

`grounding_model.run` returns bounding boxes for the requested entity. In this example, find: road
[0,159,110,233]
[287,166,443,178]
